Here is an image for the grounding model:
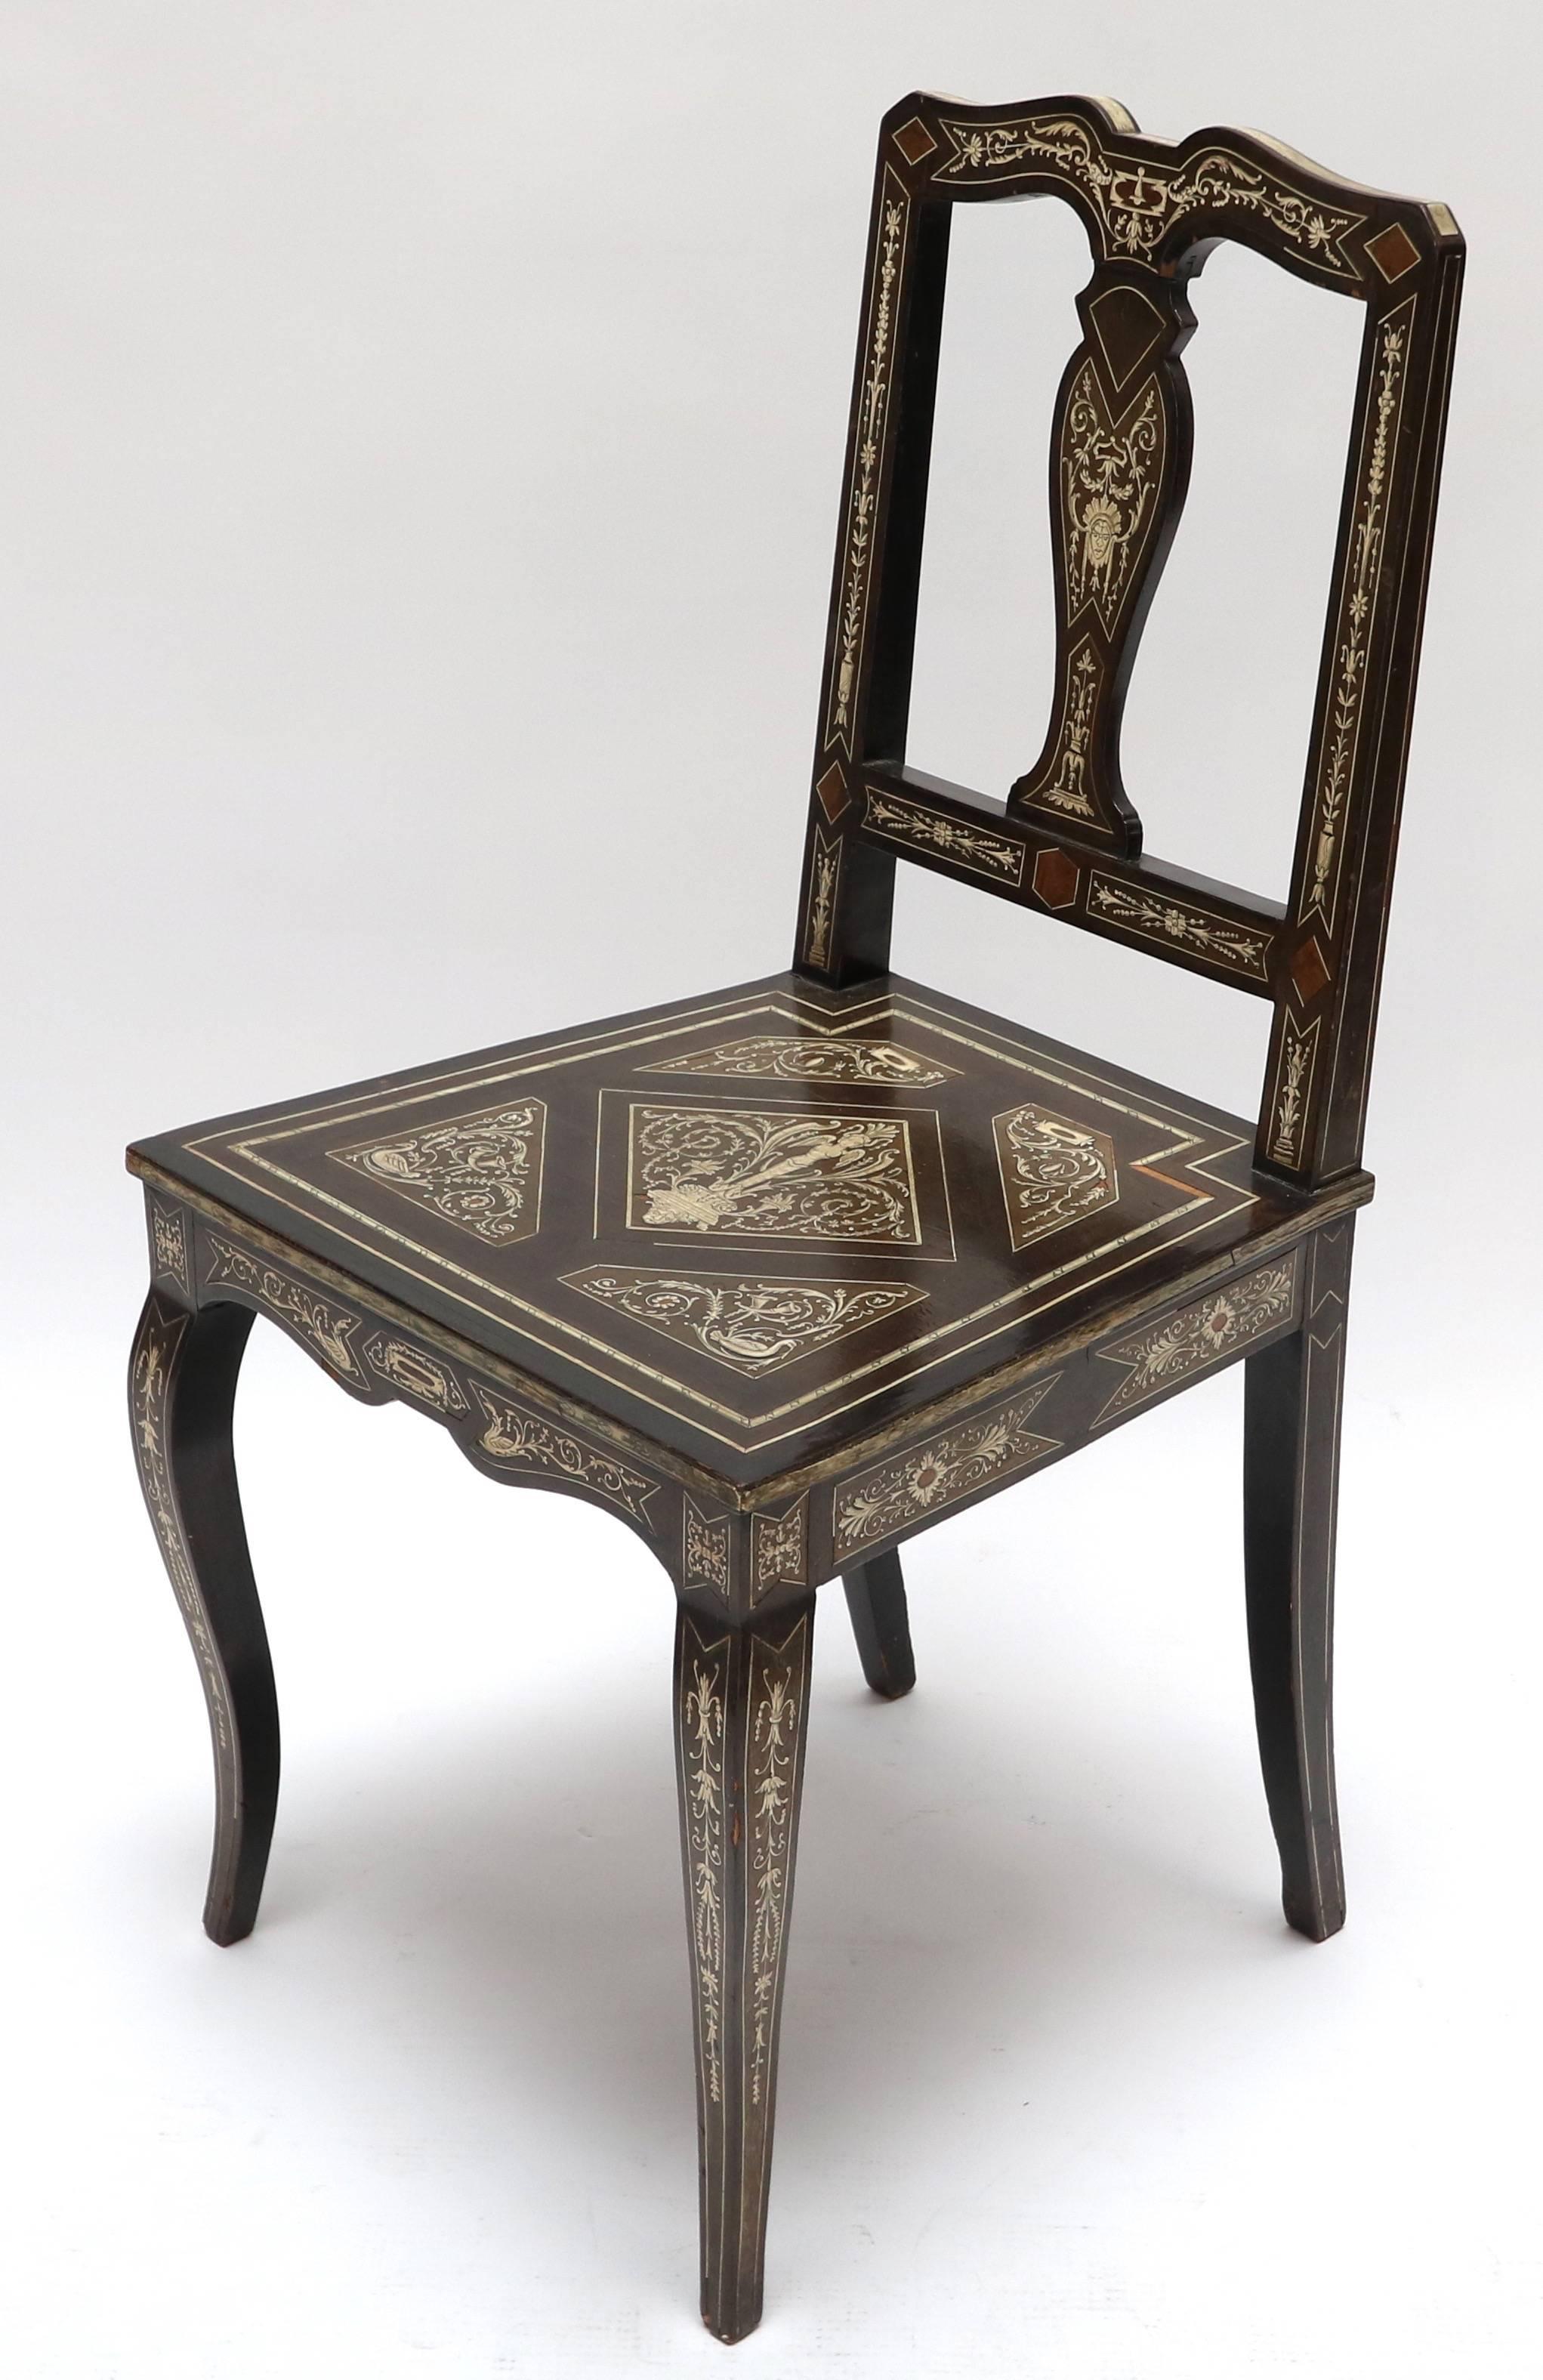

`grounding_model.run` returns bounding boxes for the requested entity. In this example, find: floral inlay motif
[834,1380,1060,1555]
[1088,875,1270,980]
[1060,365,1165,632]
[132,1302,233,1756]
[935,116,1364,278]
[628,1104,920,1246]
[993,1103,1119,1251]
[747,1623,808,2104]
[562,1266,927,1376]
[203,1237,366,1383]
[1301,302,1413,931]
[828,168,909,745]
[363,1333,469,1415]
[751,1499,808,1601]
[1270,1019,1320,1168]
[683,1498,732,1593]
[679,1623,729,2104]
[151,1202,190,1292]
[1094,1258,1298,1422]
[471,1384,659,1526]
[863,789,1025,883]
[1026,641,1100,820]
[804,830,841,968]
[331,1100,545,1247]
[651,1035,955,1088]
